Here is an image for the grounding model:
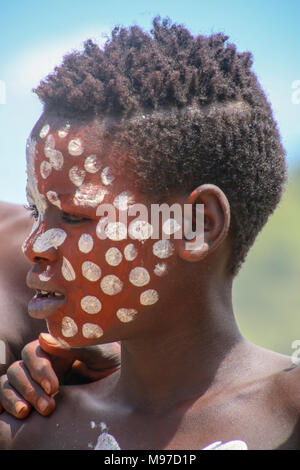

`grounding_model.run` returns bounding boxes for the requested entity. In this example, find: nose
[23,221,67,264]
